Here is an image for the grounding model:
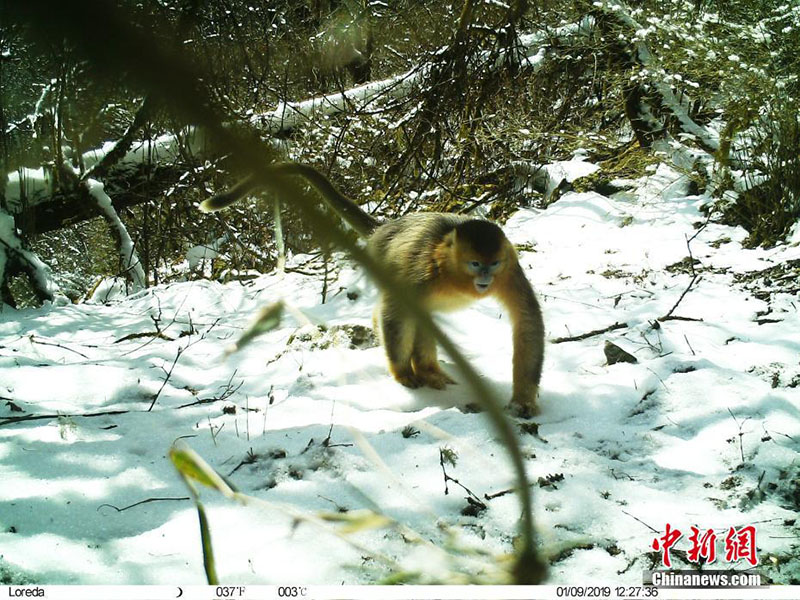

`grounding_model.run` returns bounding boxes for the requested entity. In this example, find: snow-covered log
[0,211,60,305]
[83,96,158,181]
[3,125,205,237]
[253,18,594,135]
[4,164,185,237]
[85,178,146,290]
[4,128,206,213]
[0,126,194,302]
